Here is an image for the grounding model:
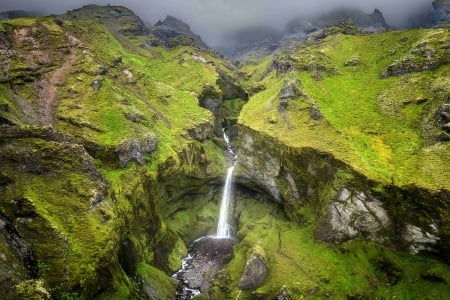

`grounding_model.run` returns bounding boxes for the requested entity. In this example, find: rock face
[115,133,158,167]
[403,224,440,254]
[315,188,391,243]
[238,246,268,290]
[150,15,208,49]
[235,126,450,261]
[381,29,450,78]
